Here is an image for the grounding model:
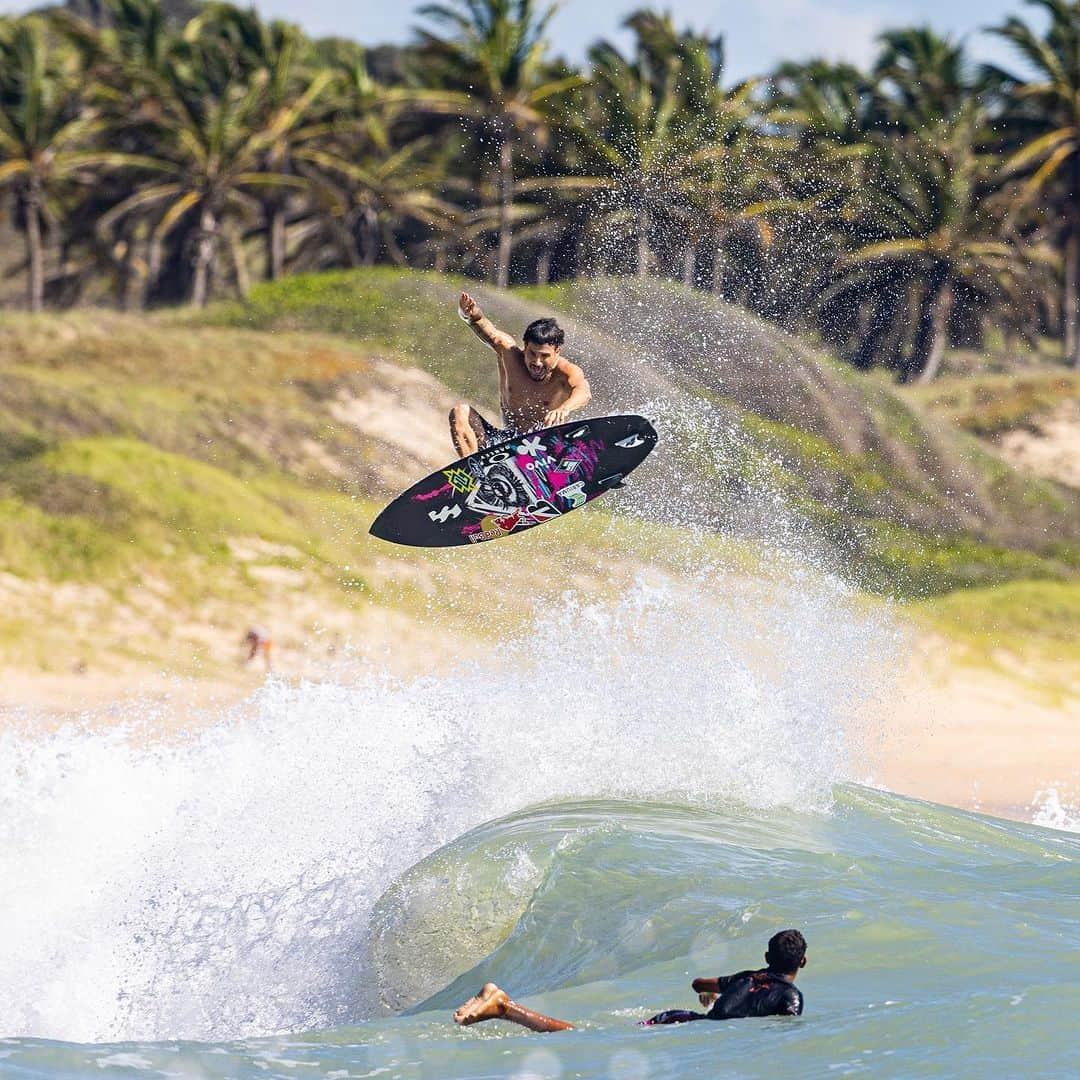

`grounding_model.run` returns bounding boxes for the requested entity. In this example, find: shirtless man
[452,929,807,1033]
[448,292,592,457]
